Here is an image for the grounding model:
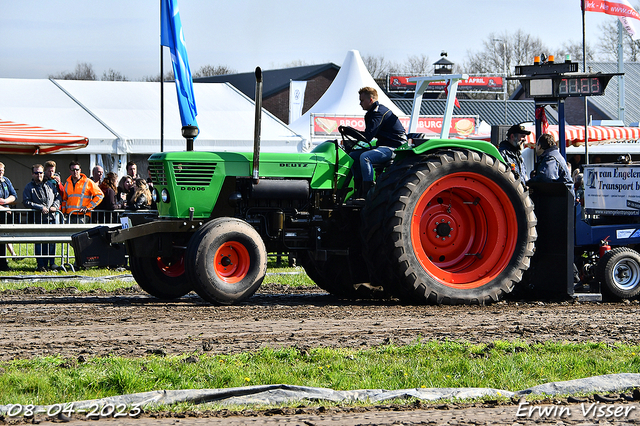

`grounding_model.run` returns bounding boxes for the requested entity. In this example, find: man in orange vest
[62,161,104,224]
